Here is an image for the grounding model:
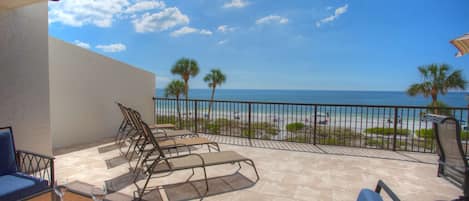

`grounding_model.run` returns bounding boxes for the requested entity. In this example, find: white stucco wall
[0,2,52,155]
[49,37,155,149]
